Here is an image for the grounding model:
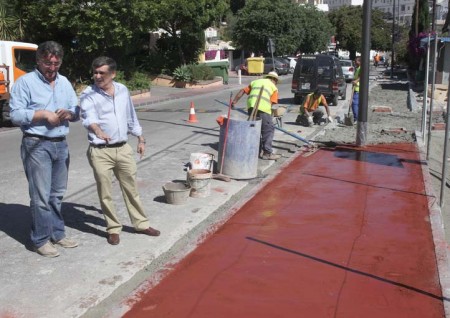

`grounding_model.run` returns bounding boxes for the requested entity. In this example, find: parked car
[263,57,289,75]
[291,54,347,105]
[340,59,354,82]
